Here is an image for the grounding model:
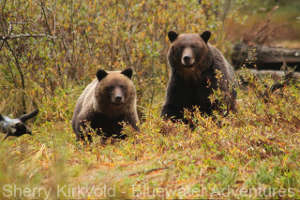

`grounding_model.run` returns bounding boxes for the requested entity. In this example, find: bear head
[167,31,213,77]
[94,68,136,109]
